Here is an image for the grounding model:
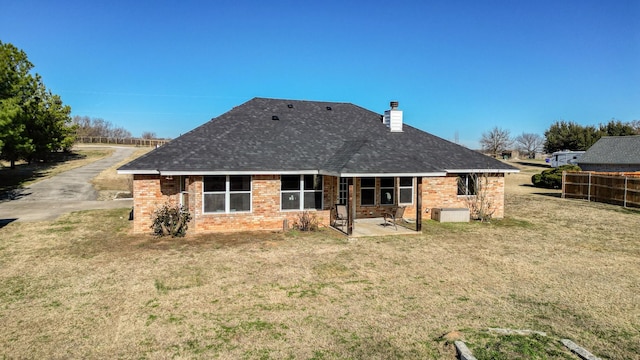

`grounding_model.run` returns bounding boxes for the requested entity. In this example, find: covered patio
[328,175,426,237]
[350,218,419,237]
